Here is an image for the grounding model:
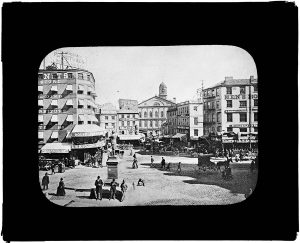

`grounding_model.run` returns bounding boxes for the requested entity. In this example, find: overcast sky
[41,46,257,106]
